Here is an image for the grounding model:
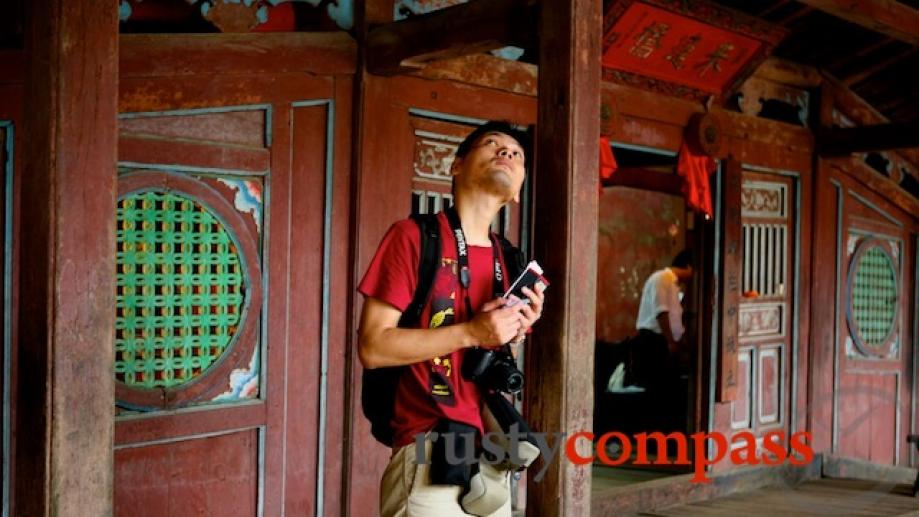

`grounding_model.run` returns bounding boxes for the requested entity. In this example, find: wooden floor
[642,478,919,516]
